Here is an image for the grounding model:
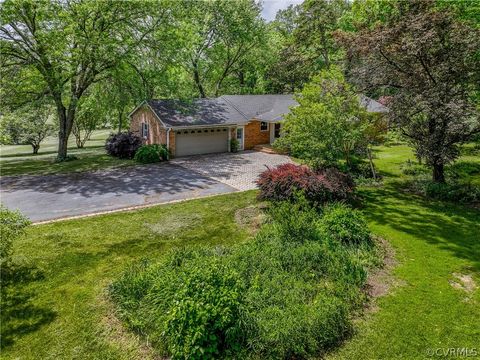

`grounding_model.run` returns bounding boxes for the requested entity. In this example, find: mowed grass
[1,144,479,359]
[2,192,257,359]
[327,144,480,359]
[0,130,135,176]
